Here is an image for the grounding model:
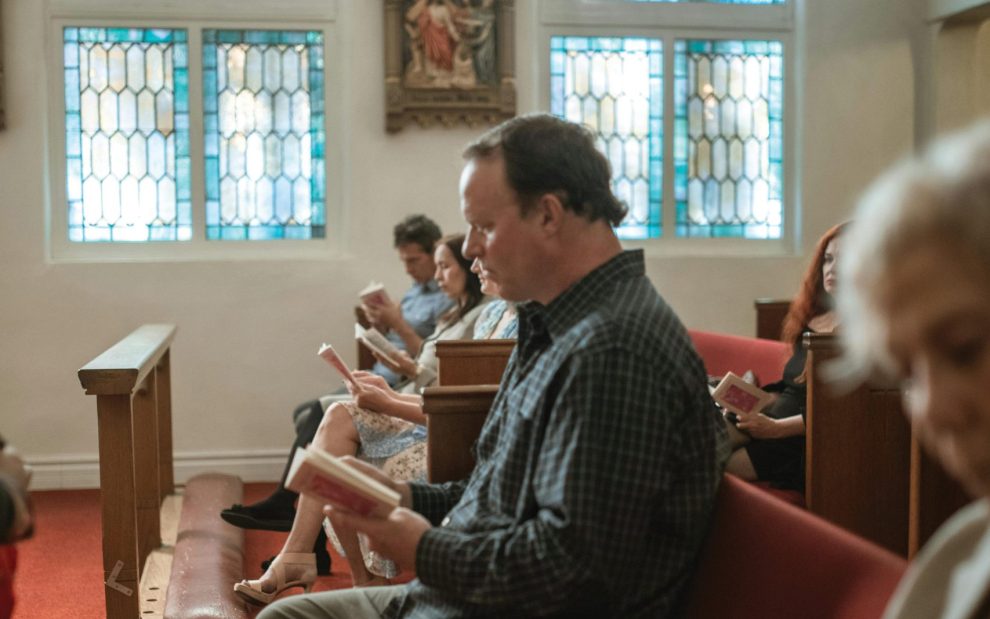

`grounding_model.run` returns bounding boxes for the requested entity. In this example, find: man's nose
[463,228,481,259]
